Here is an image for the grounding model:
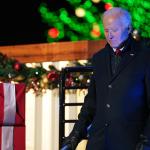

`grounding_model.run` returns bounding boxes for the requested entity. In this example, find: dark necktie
[115,48,122,56]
